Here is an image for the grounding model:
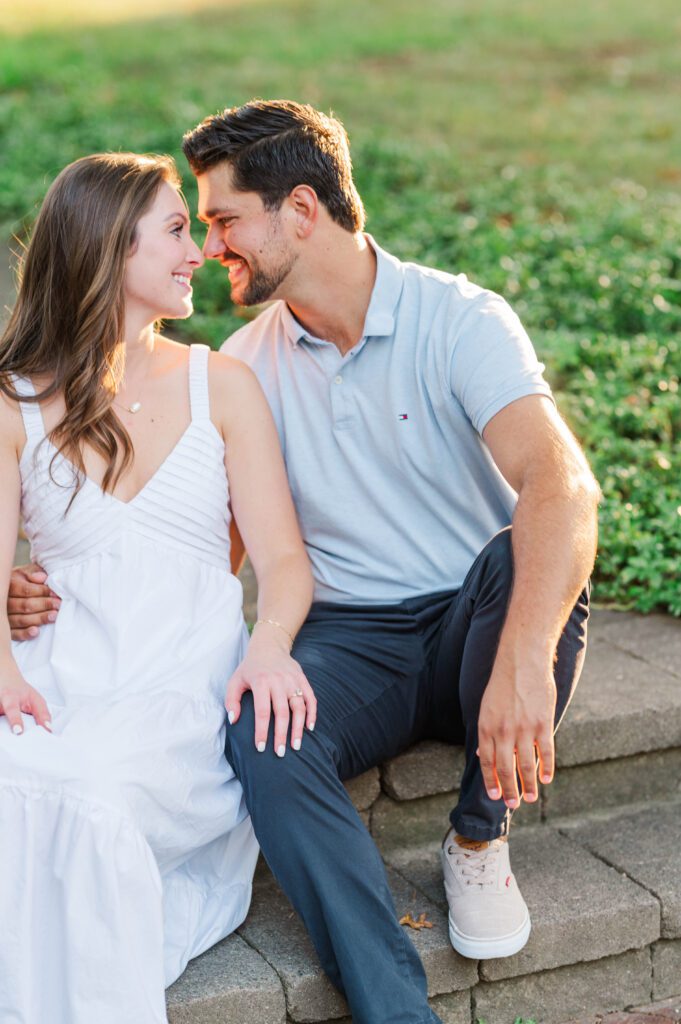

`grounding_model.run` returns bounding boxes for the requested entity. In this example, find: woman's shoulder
[0,385,23,423]
[0,382,29,455]
[205,348,269,432]
[155,336,255,379]
[207,347,260,392]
